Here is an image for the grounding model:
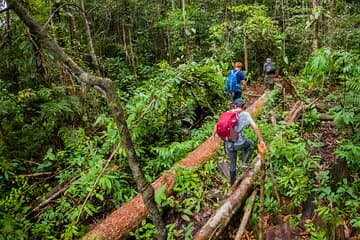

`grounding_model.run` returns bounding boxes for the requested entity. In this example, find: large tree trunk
[83,92,271,239]
[194,100,304,239]
[6,1,166,239]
